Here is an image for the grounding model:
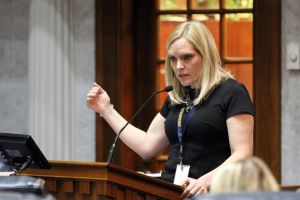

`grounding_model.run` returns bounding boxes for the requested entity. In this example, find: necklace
[185,95,194,112]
